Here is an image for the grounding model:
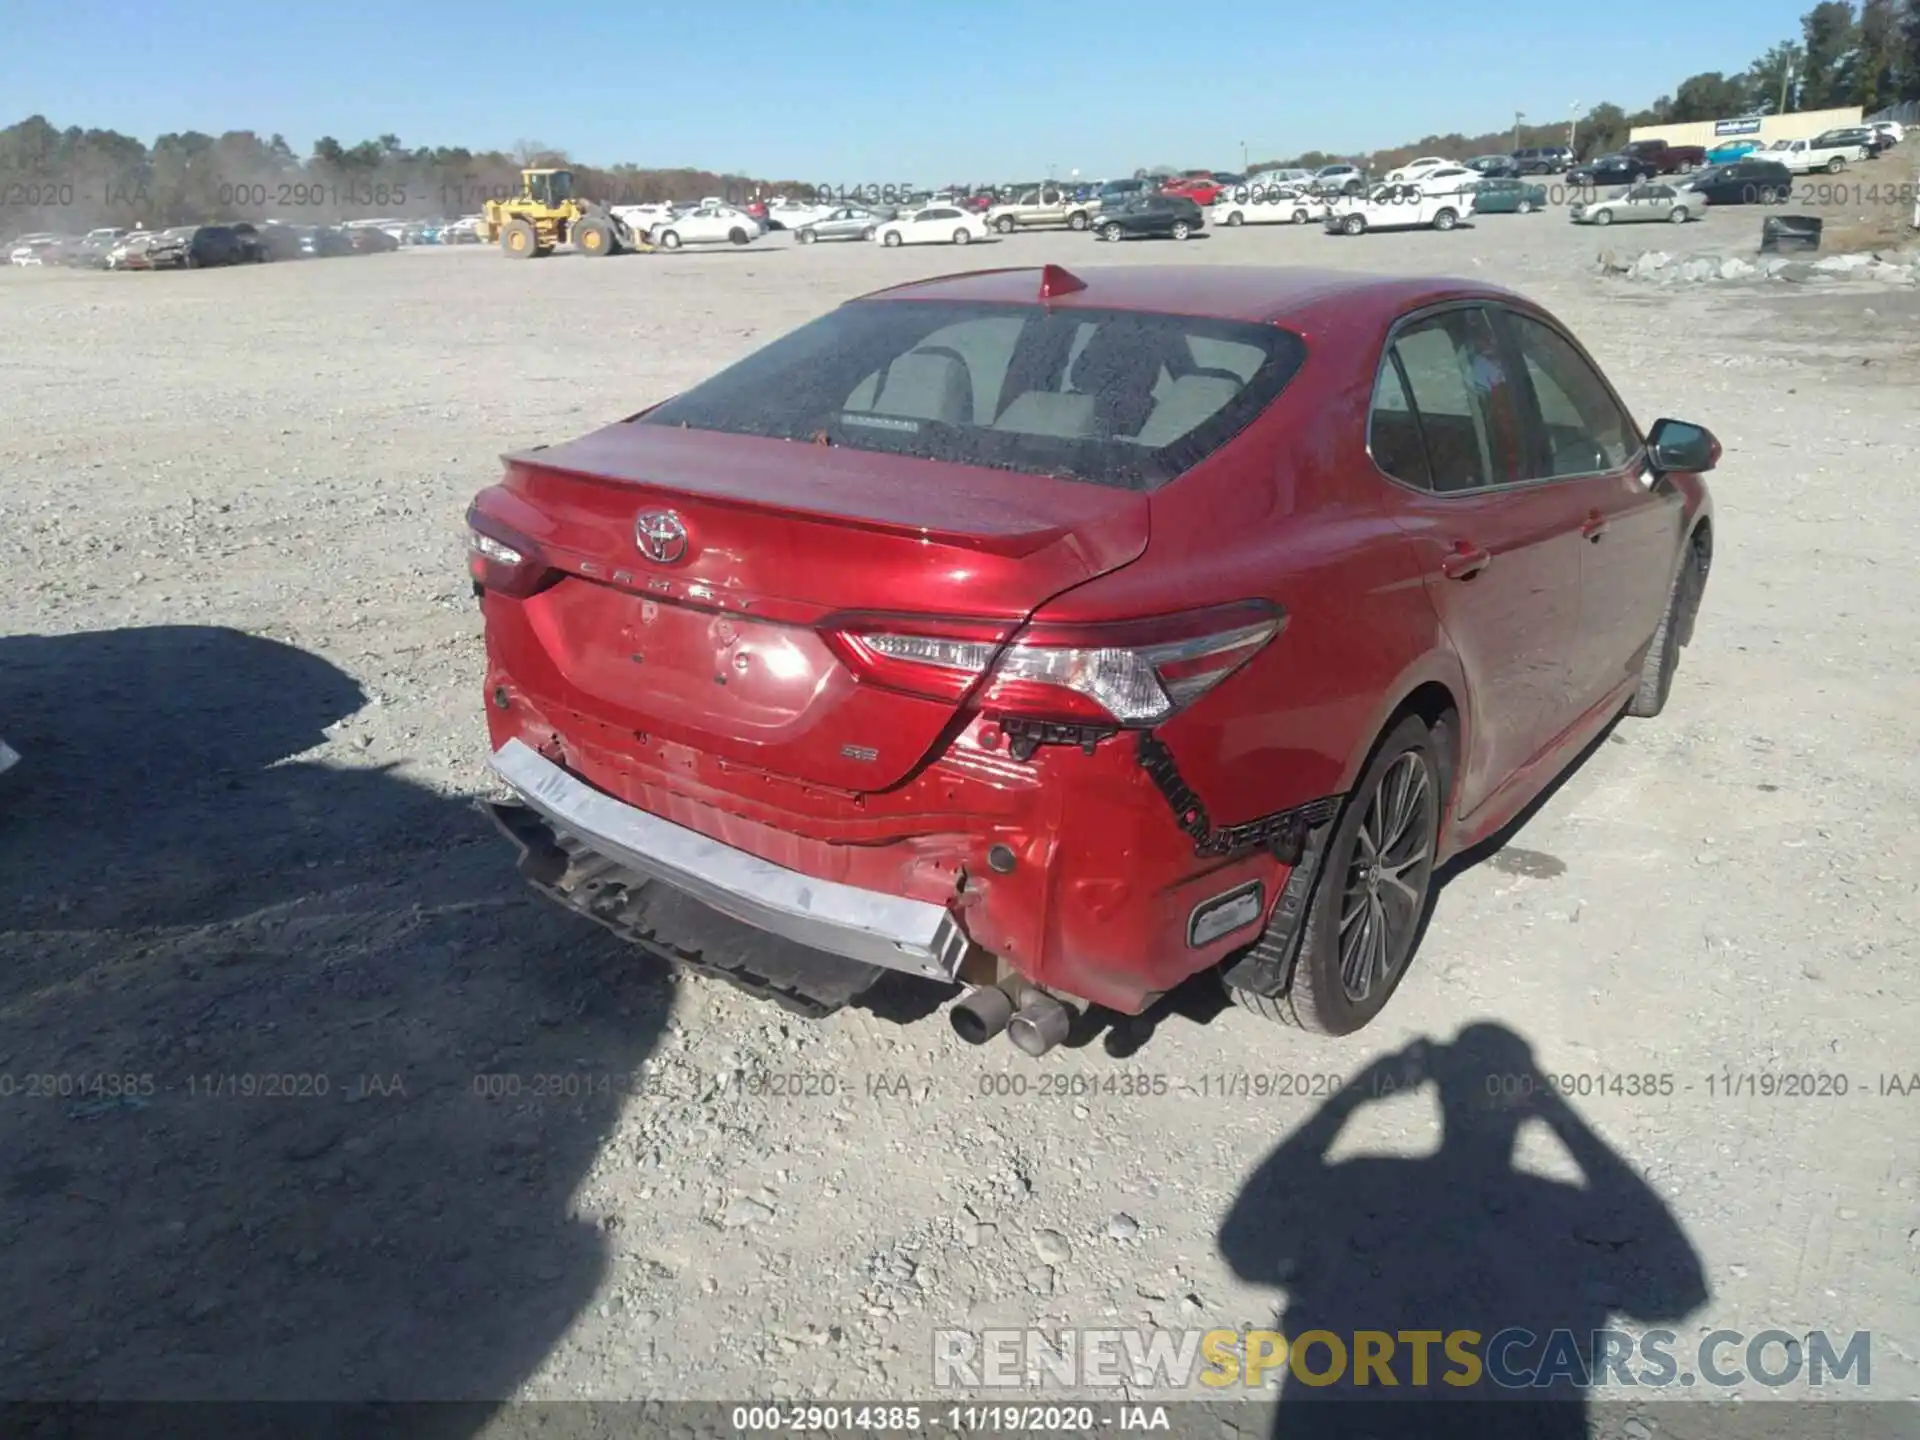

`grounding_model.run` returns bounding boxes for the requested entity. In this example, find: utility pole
[1240,139,1248,171]
[1569,101,1581,153]
[1513,111,1525,151]
[1779,65,1795,114]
